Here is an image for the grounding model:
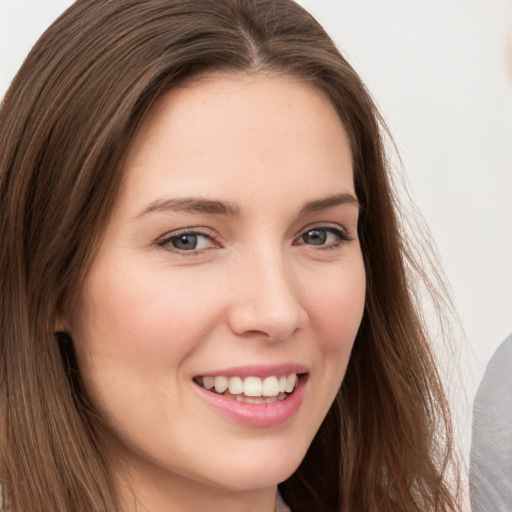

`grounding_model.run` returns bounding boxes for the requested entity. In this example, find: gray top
[276,488,291,512]
[470,333,512,512]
